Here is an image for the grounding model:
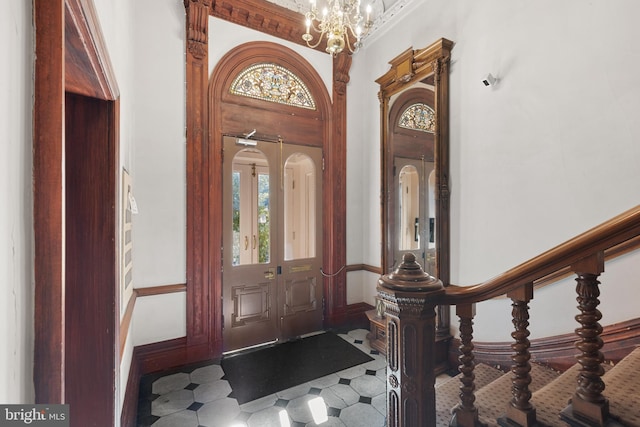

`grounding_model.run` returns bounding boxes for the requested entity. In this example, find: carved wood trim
[208,0,328,54]
[185,0,213,356]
